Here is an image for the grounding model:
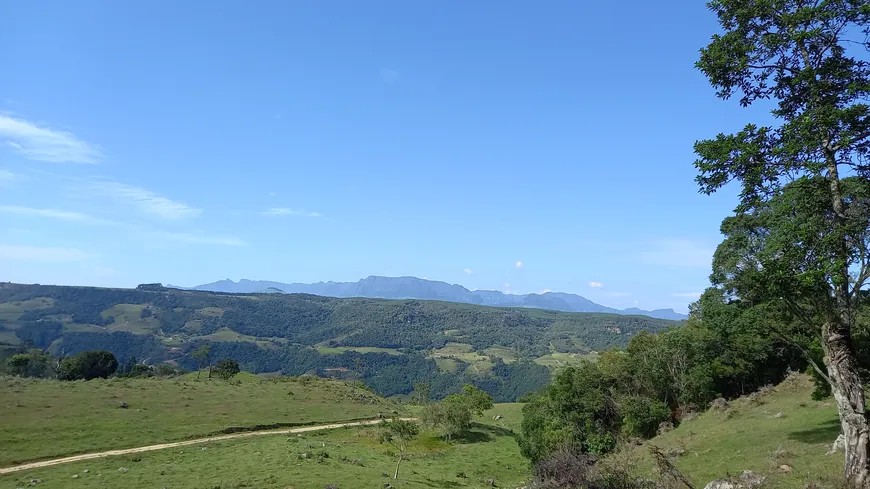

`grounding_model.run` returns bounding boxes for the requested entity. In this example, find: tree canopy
[694,1,870,484]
